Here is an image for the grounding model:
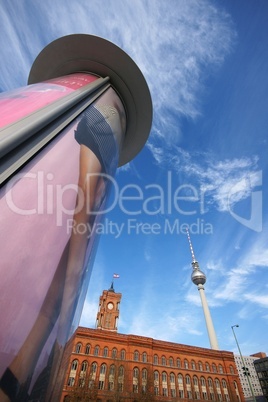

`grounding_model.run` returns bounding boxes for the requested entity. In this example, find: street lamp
[231,325,256,402]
